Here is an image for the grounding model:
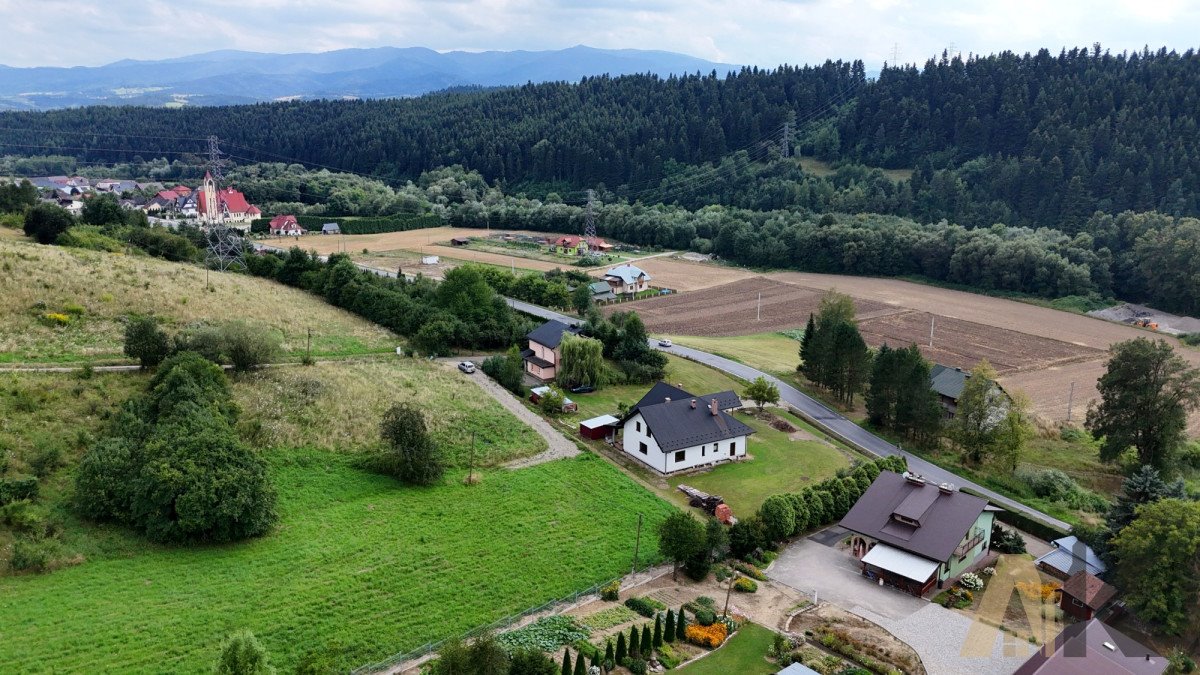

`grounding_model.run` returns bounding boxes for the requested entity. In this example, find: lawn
[662,333,802,376]
[667,410,854,514]
[234,360,547,466]
[569,355,745,421]
[676,622,777,674]
[0,236,398,363]
[0,450,677,674]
